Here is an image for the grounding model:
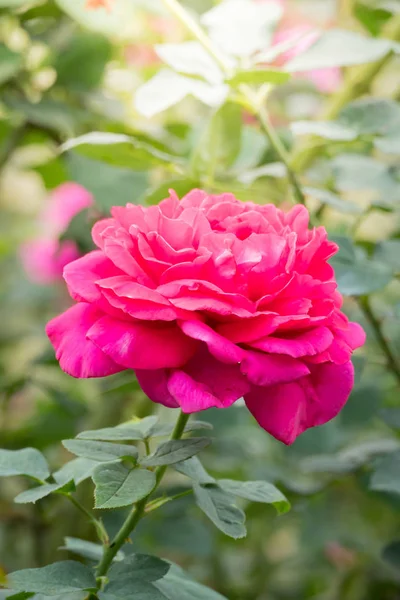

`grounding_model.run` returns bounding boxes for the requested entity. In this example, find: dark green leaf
[382,540,400,569]
[174,456,215,484]
[218,479,290,514]
[8,561,96,595]
[370,450,400,495]
[54,32,112,92]
[380,408,400,430]
[141,438,211,467]
[5,98,87,137]
[62,439,138,463]
[3,593,35,600]
[0,448,49,480]
[93,464,156,509]
[78,417,159,442]
[66,153,148,212]
[193,484,246,539]
[14,480,74,504]
[155,563,228,600]
[0,44,23,86]
[101,555,170,599]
